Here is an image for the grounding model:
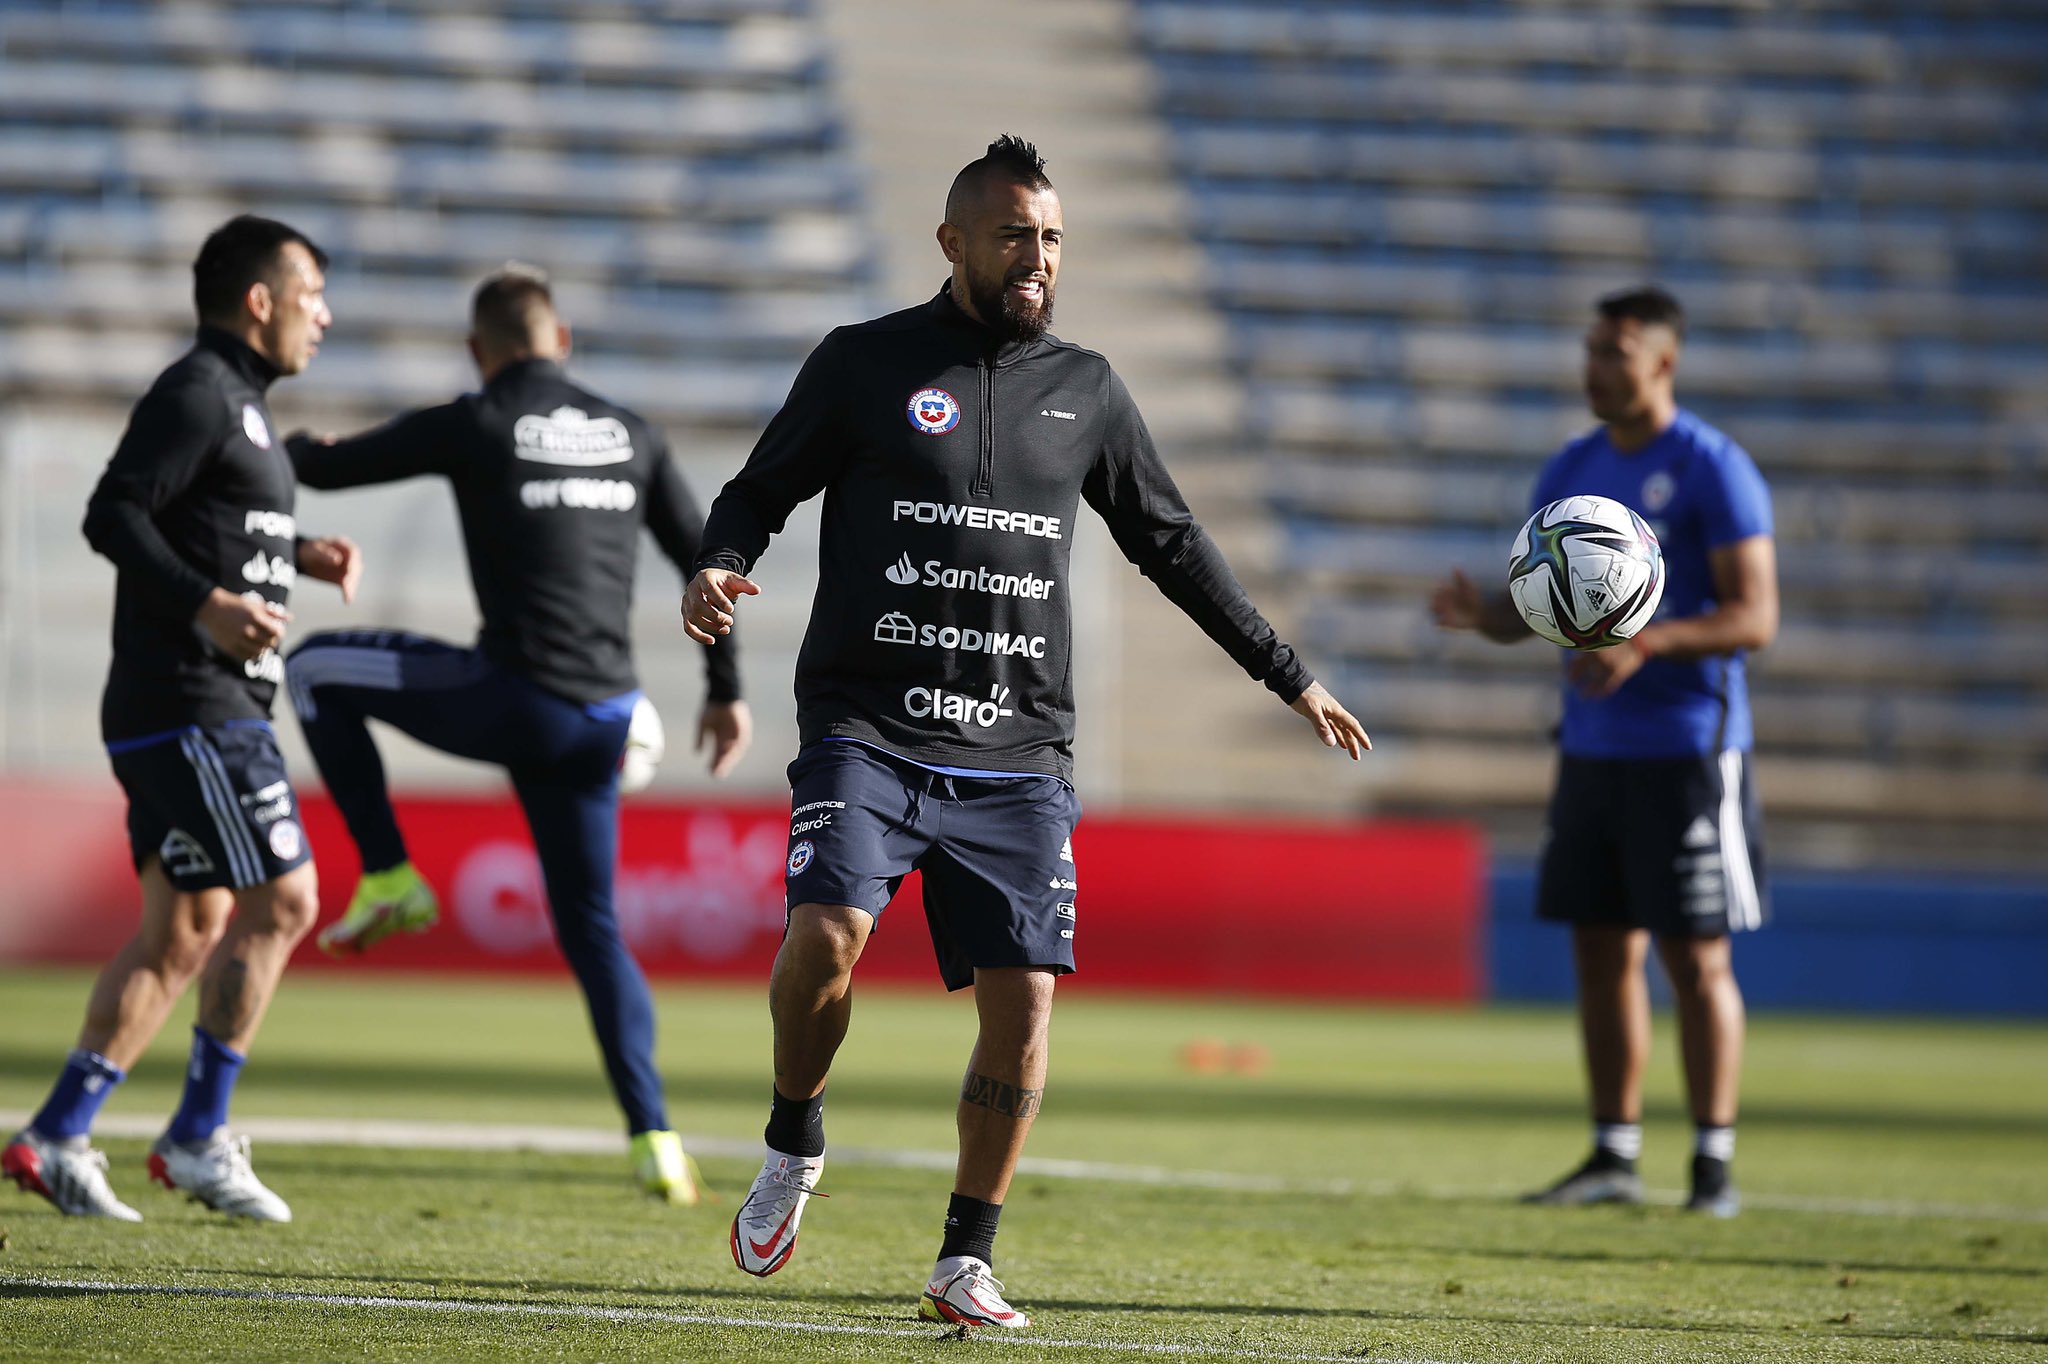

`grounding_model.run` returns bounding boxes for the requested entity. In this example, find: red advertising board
[0,781,1482,1002]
